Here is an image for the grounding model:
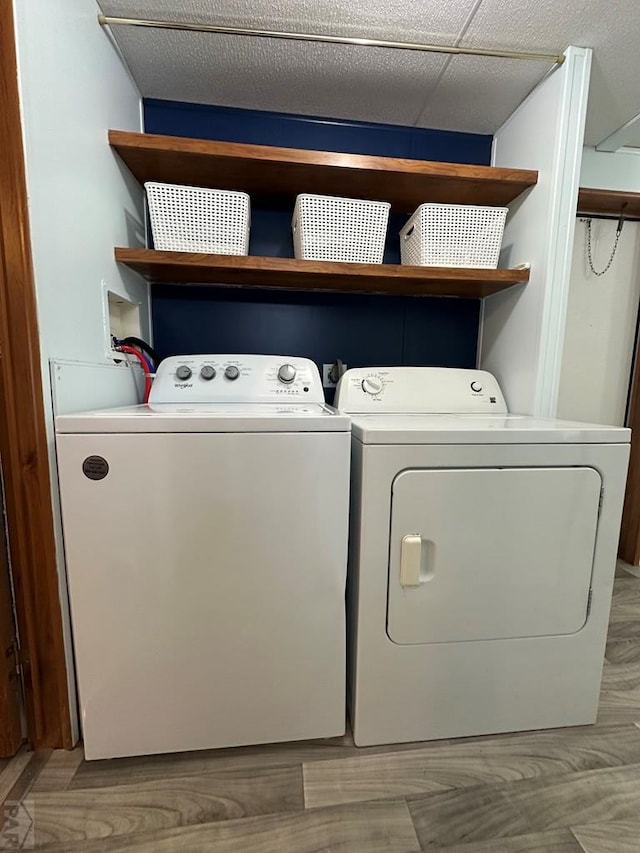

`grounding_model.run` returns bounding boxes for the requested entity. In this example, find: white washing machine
[334,366,631,746]
[56,355,350,759]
